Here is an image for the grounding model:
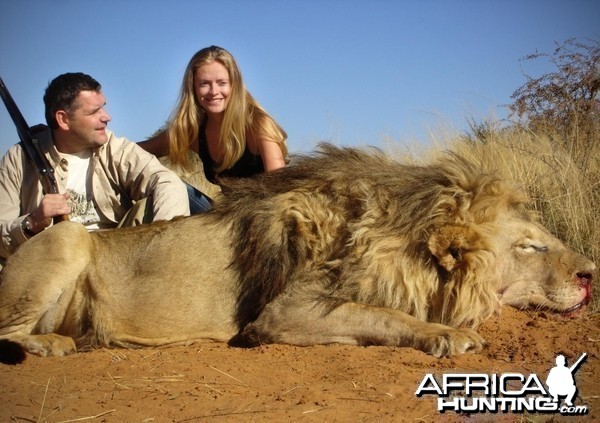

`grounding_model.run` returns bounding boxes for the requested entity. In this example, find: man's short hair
[44,72,101,129]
